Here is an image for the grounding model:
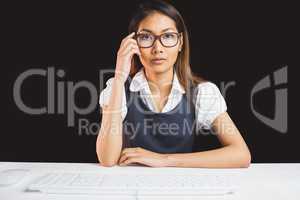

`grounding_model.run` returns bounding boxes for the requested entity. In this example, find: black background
[1,1,298,163]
